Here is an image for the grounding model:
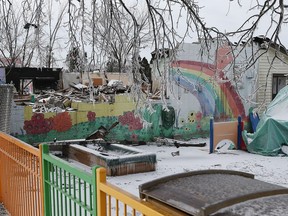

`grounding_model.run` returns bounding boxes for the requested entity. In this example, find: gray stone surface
[212,194,288,216]
[140,171,288,215]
